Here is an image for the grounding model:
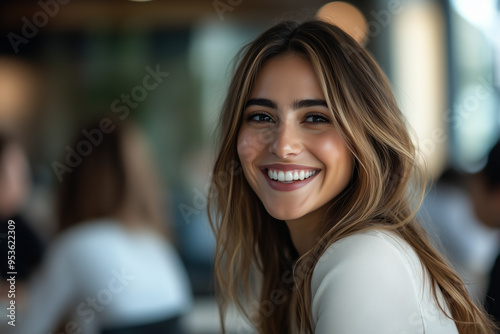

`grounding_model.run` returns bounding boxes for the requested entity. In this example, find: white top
[4,219,192,334]
[311,230,459,334]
